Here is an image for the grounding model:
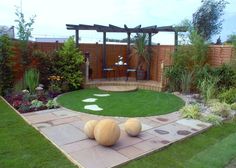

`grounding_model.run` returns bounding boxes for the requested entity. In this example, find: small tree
[0,35,14,95]
[57,36,84,89]
[15,7,36,69]
[192,0,228,41]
